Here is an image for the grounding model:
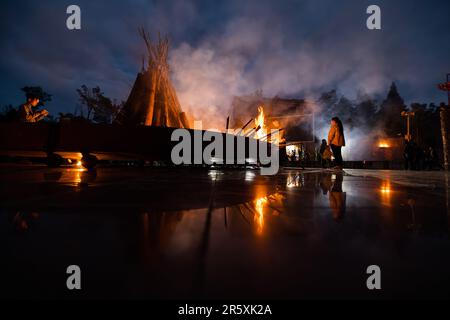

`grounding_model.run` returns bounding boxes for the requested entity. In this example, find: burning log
[245,125,261,137]
[237,118,253,136]
[259,128,284,142]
